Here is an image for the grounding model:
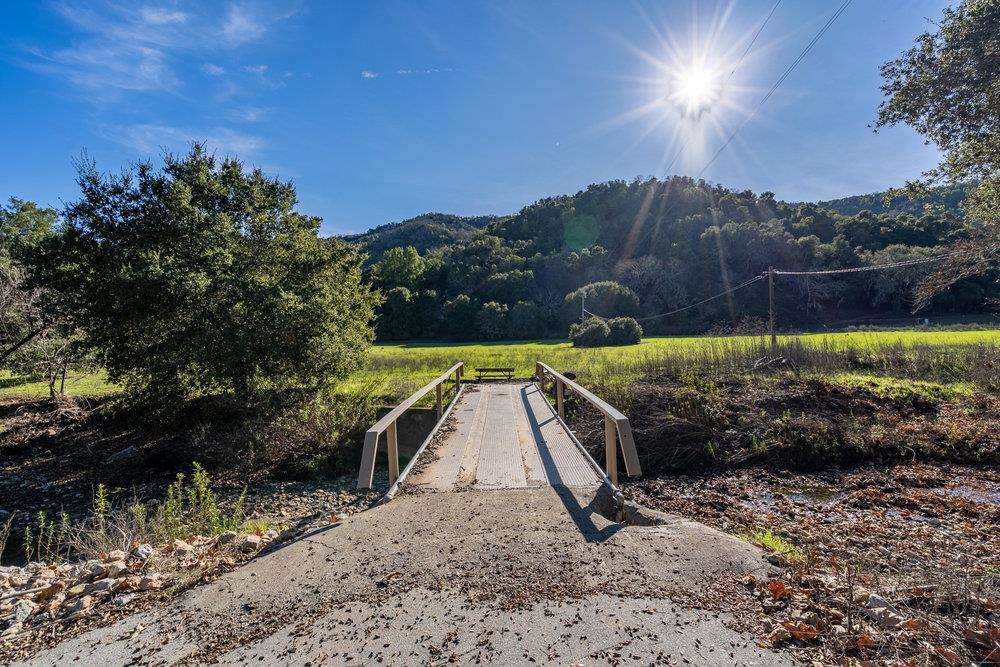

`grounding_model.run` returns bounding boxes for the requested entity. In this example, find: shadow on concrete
[519,385,623,544]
